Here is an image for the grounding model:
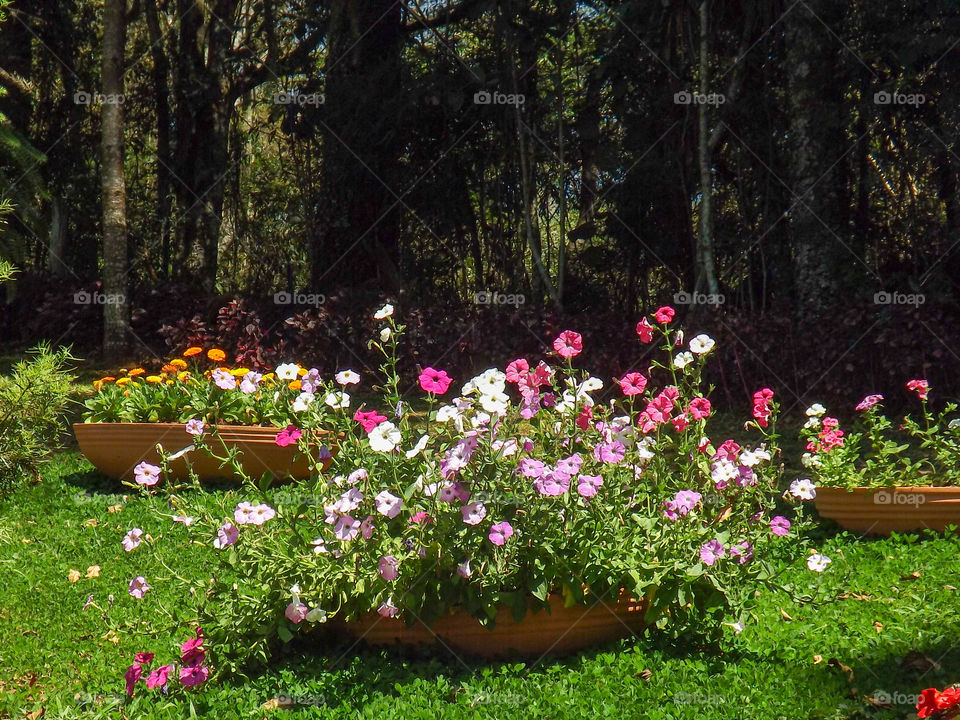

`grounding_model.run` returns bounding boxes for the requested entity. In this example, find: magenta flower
[461,501,487,526]
[185,418,205,436]
[274,425,302,447]
[654,306,675,324]
[285,600,309,624]
[374,490,403,518]
[505,358,530,383]
[699,539,726,566]
[378,555,399,581]
[488,521,514,546]
[179,664,209,687]
[146,664,173,690]
[214,521,238,549]
[122,528,143,552]
[617,372,648,396]
[553,330,583,359]
[855,394,884,411]
[354,409,387,432]
[128,576,150,599]
[770,516,791,537]
[636,317,654,343]
[419,367,453,395]
[576,474,603,498]
[133,462,161,487]
[134,651,154,664]
[180,627,204,665]
[688,397,711,420]
[593,441,626,464]
[534,471,570,497]
[662,500,680,521]
[409,511,433,525]
[730,541,754,564]
[124,662,143,696]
